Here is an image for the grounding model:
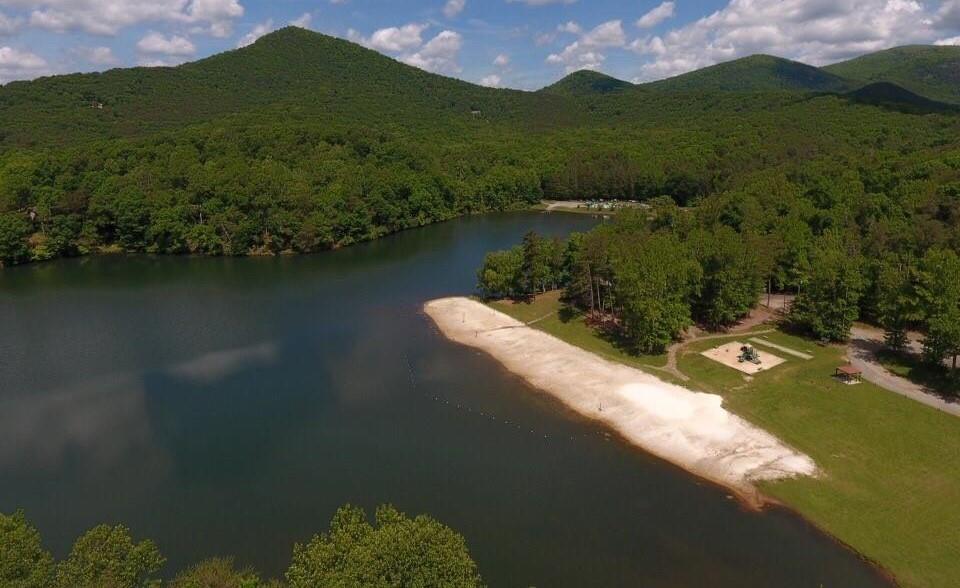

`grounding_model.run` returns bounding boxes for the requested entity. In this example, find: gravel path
[848,326,960,417]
